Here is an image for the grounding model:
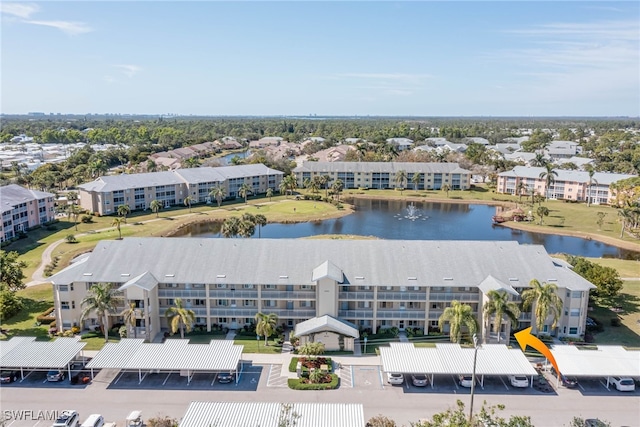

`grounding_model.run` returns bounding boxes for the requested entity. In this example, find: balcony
[377,310,425,319]
[209,307,258,316]
[209,290,258,298]
[519,313,532,320]
[158,289,206,298]
[261,291,316,299]
[429,292,479,302]
[338,309,374,319]
[377,292,426,301]
[160,306,207,316]
[262,308,316,318]
[339,292,374,300]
